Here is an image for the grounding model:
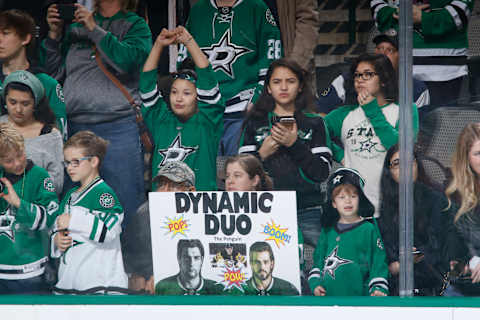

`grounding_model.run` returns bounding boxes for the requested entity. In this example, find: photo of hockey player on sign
[155,239,222,295]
